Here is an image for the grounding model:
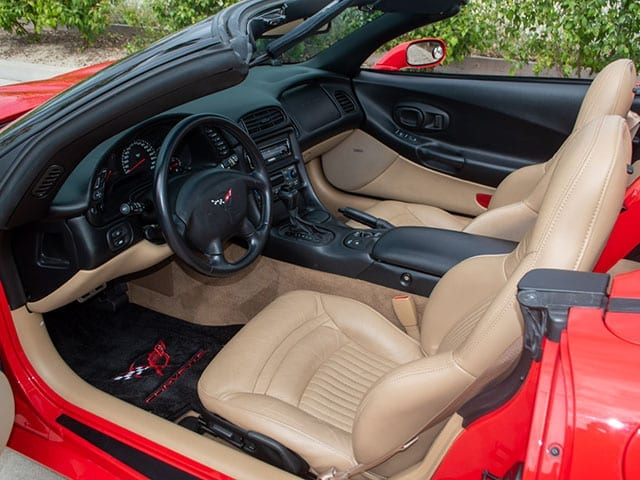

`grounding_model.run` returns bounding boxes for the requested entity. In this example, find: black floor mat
[45,302,241,421]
